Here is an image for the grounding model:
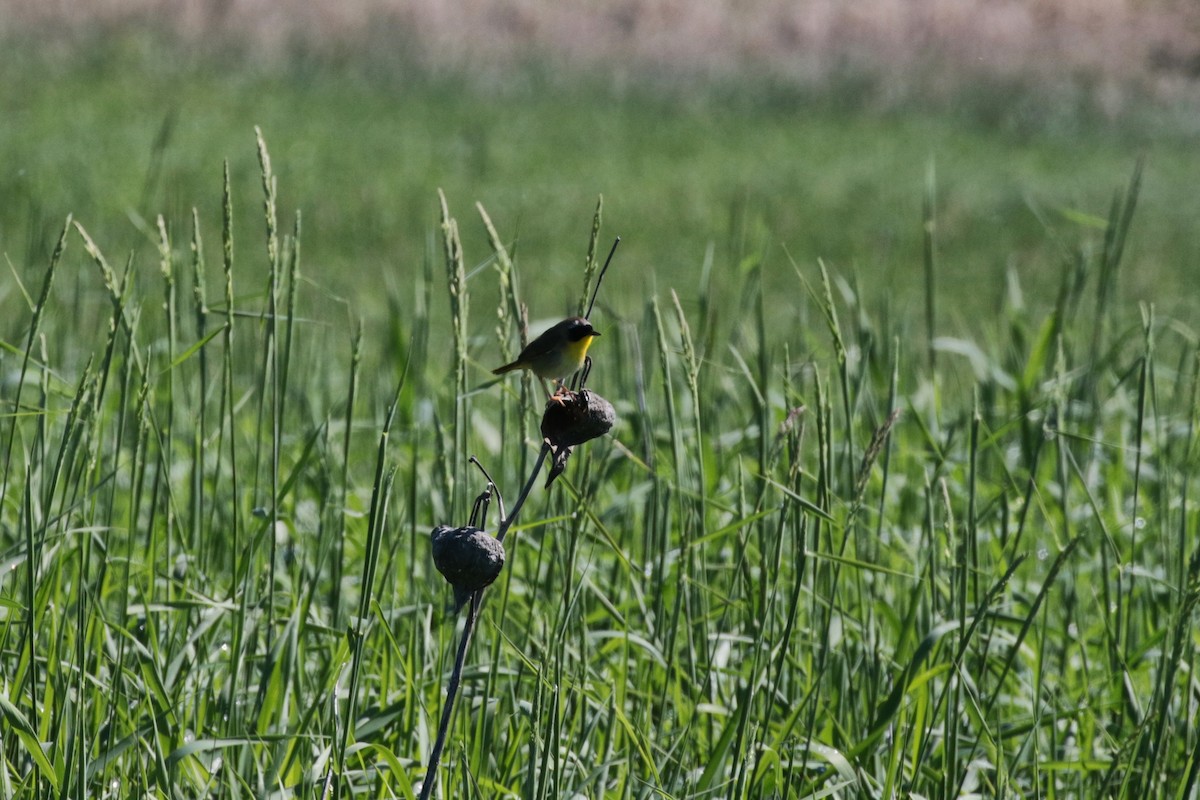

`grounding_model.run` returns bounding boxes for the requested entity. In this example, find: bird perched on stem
[492,317,600,398]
